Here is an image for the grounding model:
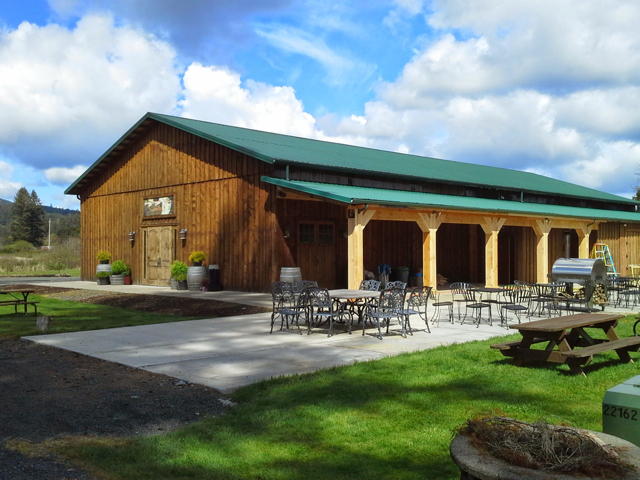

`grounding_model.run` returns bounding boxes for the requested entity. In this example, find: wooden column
[481,217,506,287]
[347,208,375,289]
[576,223,594,259]
[533,219,553,284]
[417,212,445,291]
